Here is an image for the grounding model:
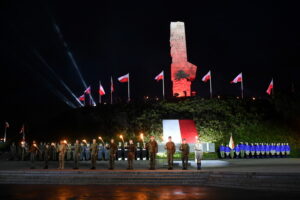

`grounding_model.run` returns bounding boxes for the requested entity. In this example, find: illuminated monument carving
[170,22,197,97]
